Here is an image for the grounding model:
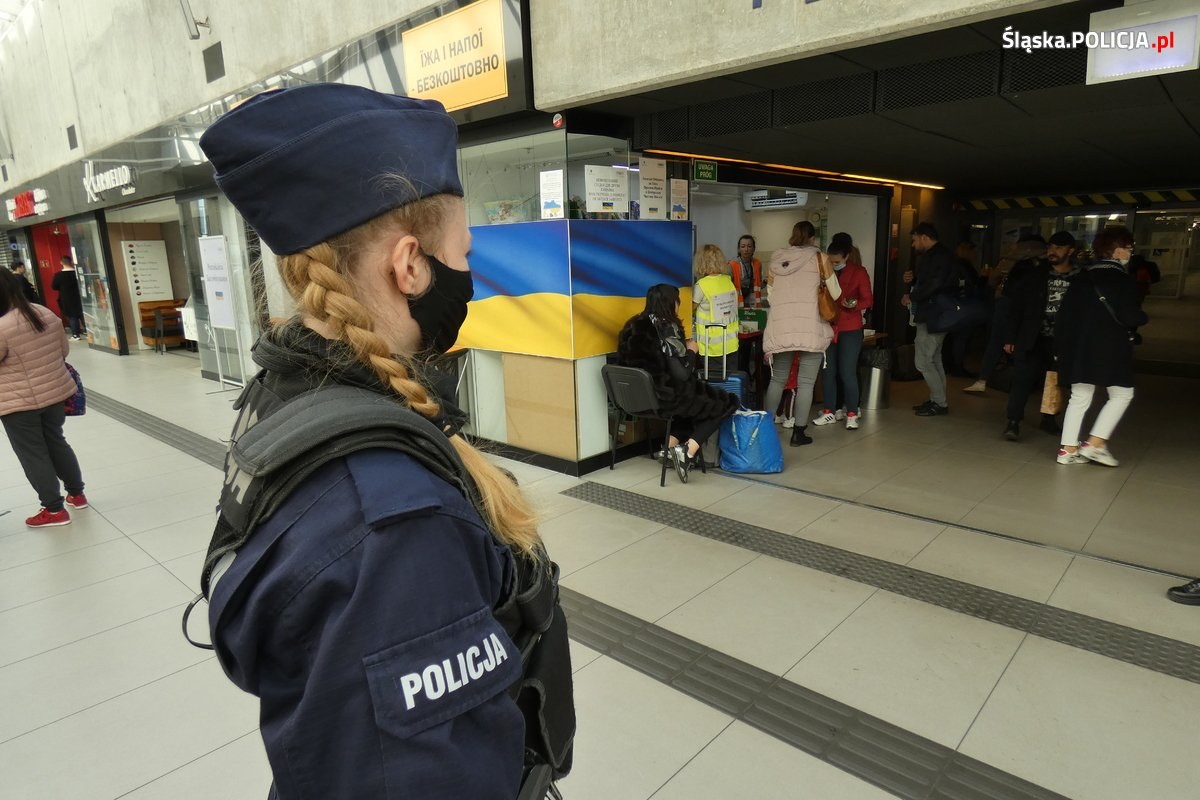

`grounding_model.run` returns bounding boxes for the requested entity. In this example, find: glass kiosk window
[69,217,122,352]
